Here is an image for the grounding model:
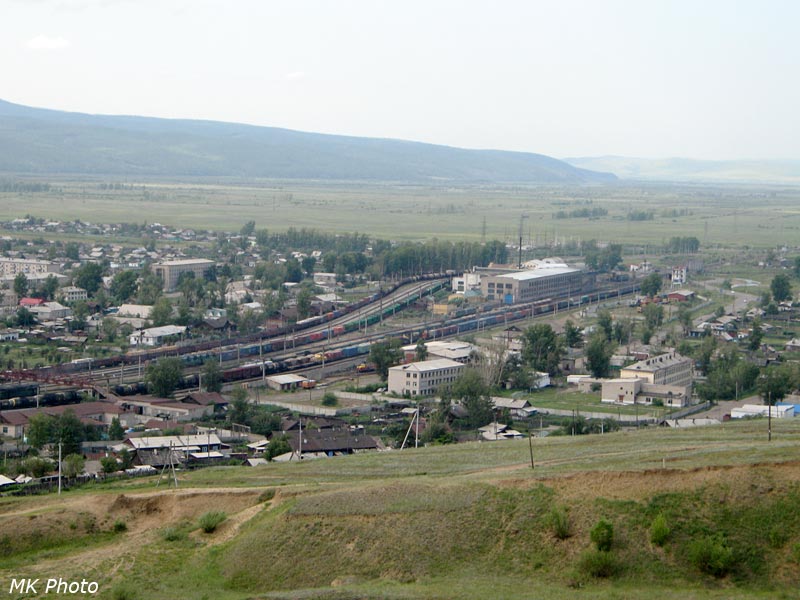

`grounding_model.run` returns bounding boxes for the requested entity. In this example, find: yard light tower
[518,214,529,269]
